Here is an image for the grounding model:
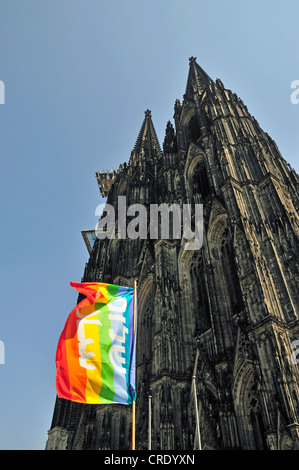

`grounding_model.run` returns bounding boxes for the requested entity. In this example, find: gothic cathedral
[46,58,299,450]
